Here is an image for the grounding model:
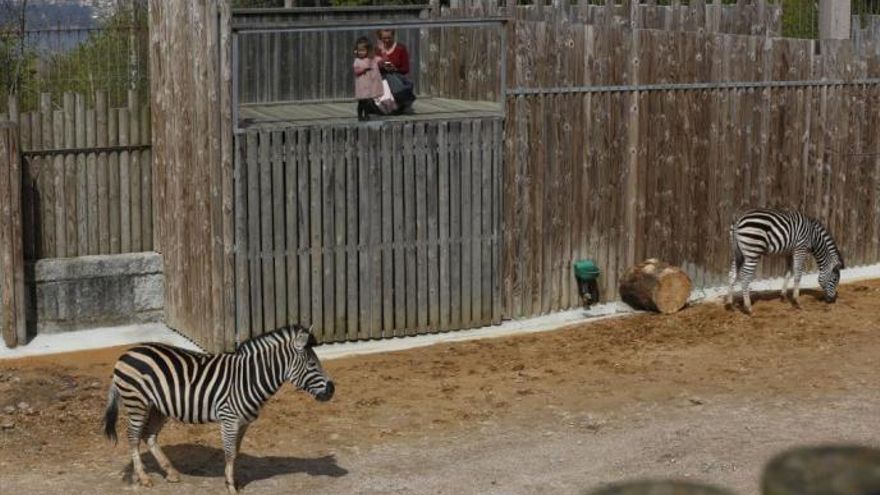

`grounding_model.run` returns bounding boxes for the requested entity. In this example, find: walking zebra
[727,208,844,314]
[103,324,334,493]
